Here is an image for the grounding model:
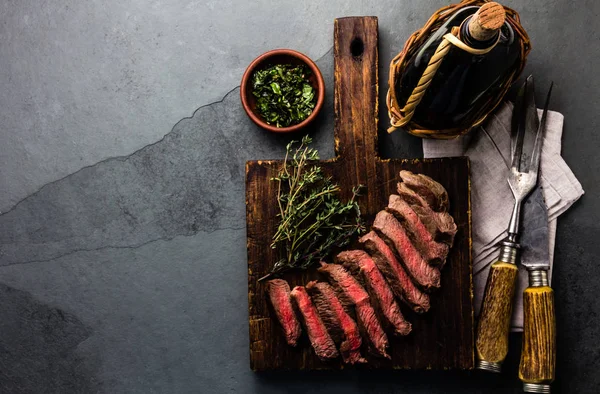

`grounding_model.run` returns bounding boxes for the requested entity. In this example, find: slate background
[0,1,597,393]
